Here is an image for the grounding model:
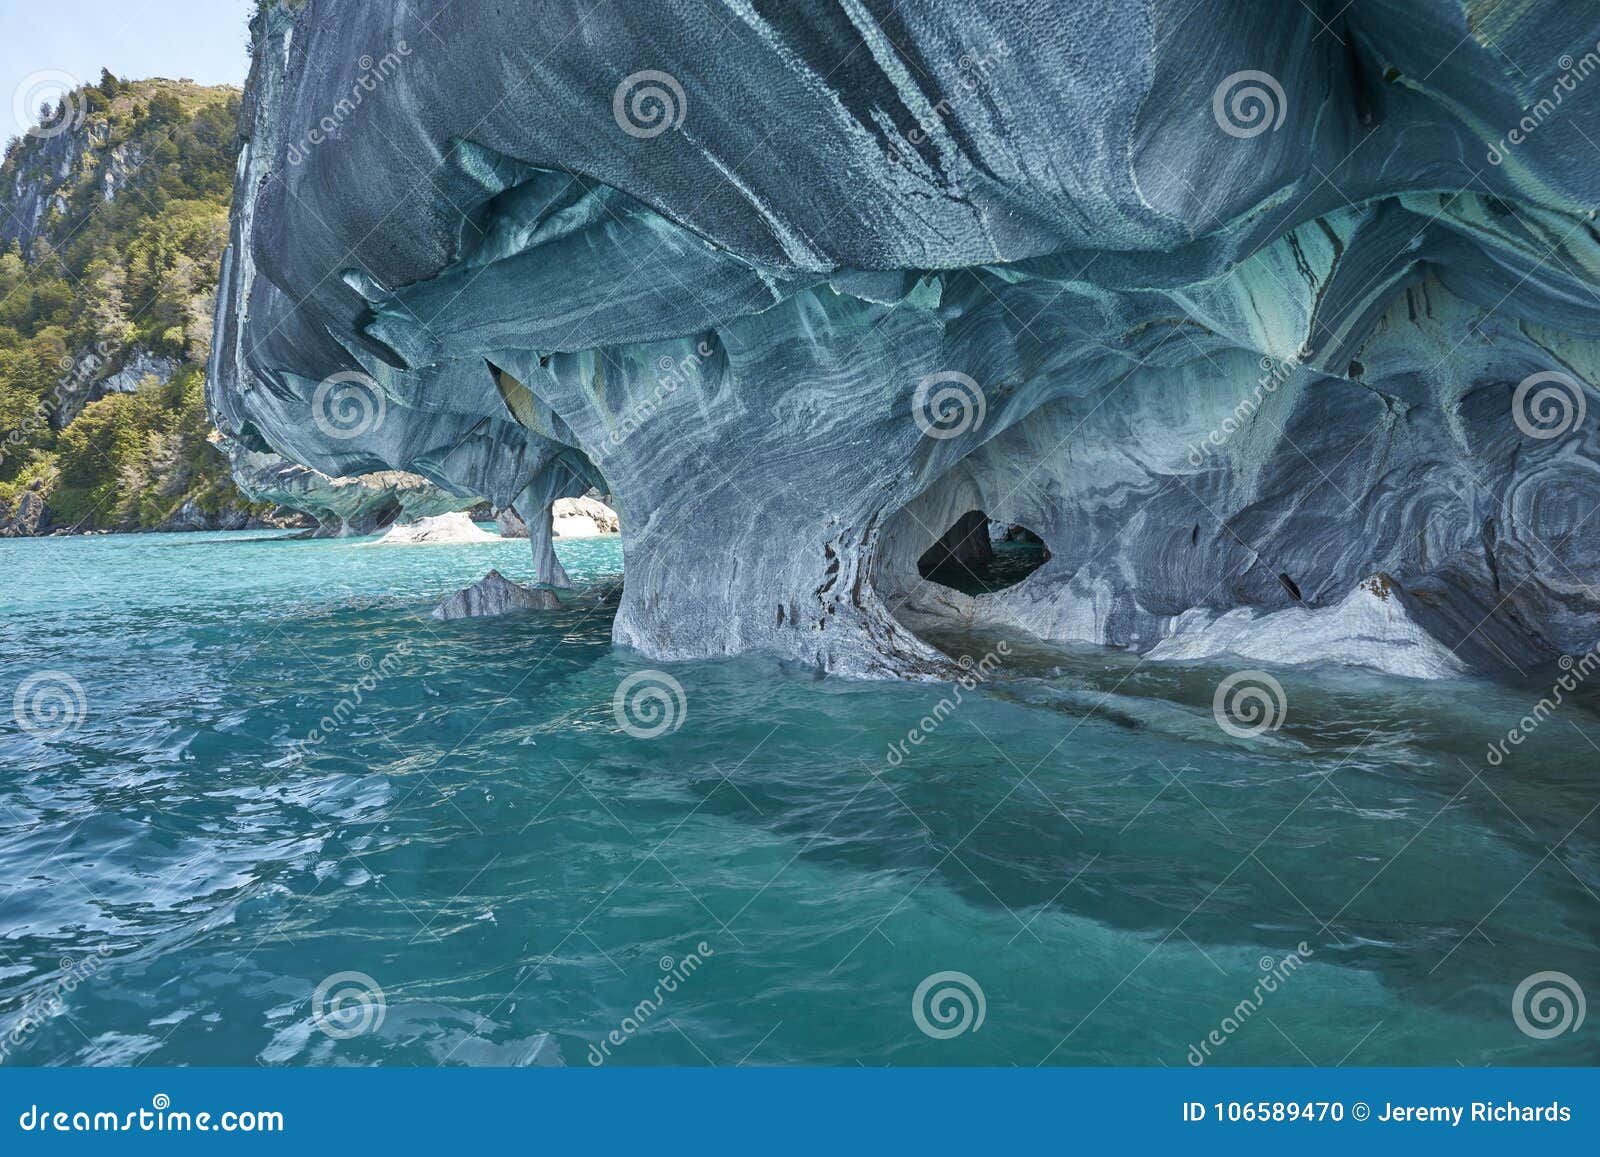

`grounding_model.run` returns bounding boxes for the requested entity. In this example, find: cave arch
[916,510,1050,596]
